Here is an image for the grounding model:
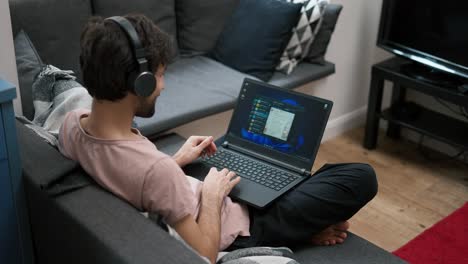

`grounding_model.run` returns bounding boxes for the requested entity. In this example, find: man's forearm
[171,151,185,167]
[197,193,222,262]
